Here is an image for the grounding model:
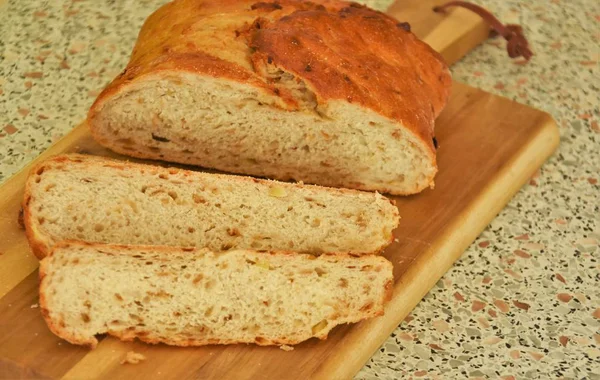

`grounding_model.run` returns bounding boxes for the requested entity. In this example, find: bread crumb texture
[26,154,398,258]
[39,243,394,347]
